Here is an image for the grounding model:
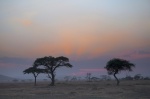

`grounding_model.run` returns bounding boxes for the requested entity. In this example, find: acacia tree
[105,58,135,85]
[23,67,45,86]
[33,56,72,86]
